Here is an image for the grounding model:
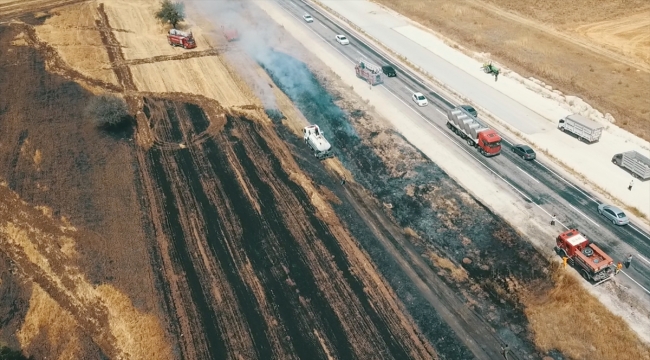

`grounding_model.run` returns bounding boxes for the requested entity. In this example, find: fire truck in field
[167,29,196,49]
[355,59,383,86]
[554,229,615,284]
